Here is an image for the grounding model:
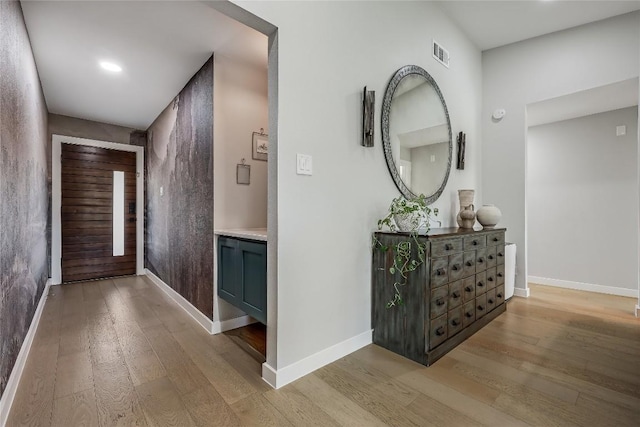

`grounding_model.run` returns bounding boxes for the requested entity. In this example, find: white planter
[393,213,421,232]
[476,204,502,229]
